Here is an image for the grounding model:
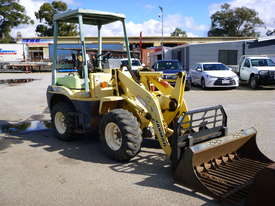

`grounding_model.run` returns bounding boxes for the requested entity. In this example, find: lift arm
[116,70,188,156]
